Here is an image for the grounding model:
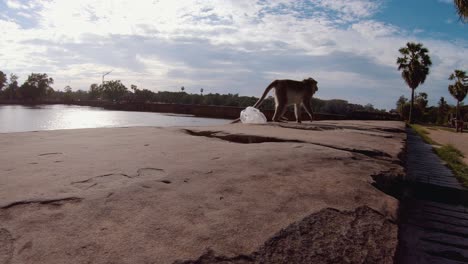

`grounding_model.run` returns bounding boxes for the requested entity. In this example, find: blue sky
[0,0,467,110]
